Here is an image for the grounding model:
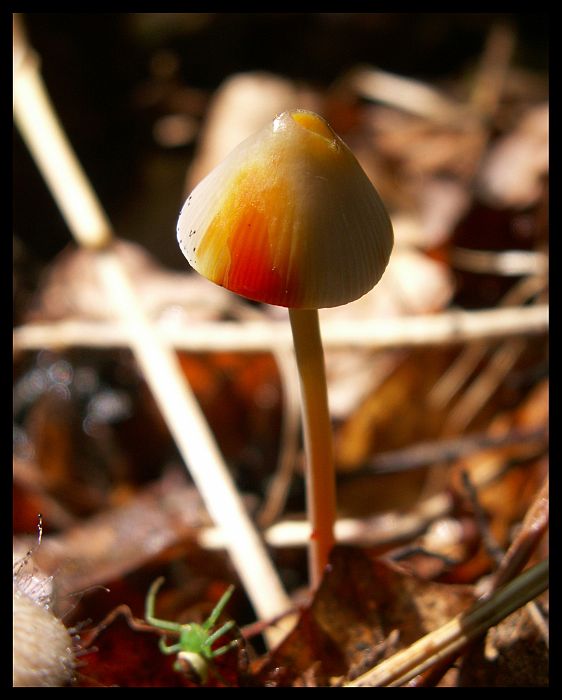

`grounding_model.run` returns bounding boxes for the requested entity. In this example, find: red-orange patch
[225,205,290,304]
